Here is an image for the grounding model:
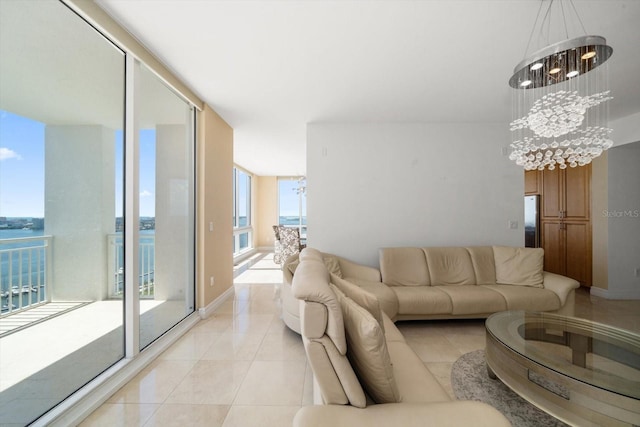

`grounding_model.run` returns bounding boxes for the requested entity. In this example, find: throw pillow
[331,284,400,404]
[493,246,544,288]
[331,273,385,333]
